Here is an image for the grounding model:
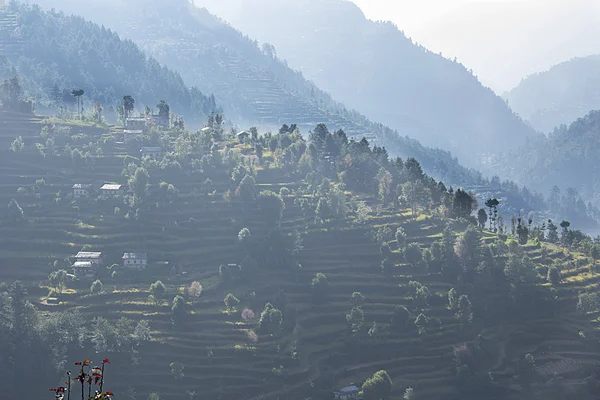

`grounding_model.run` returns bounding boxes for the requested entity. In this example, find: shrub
[90,279,103,294]
[224,293,240,311]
